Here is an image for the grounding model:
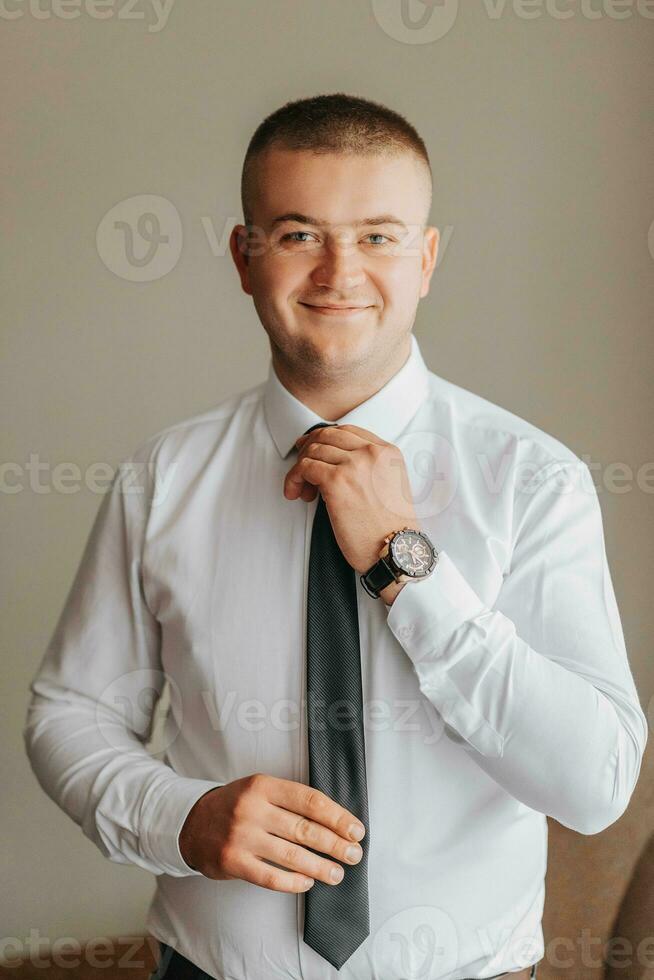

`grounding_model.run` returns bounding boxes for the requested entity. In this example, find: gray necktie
[300,422,371,971]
